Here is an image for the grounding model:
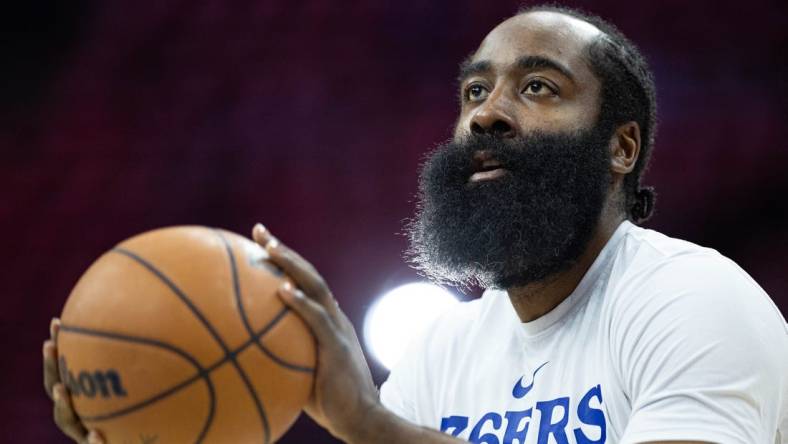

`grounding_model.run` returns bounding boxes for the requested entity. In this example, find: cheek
[453,115,471,139]
[515,100,598,133]
[512,108,570,133]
